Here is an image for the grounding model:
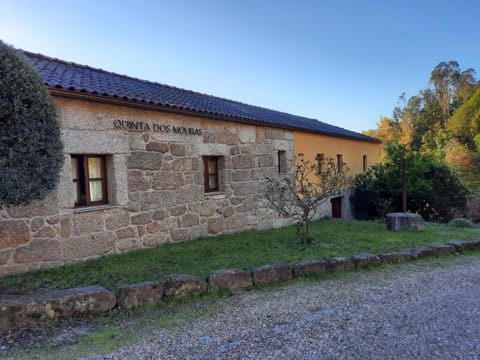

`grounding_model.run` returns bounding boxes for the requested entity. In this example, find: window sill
[204,191,225,199]
[73,204,117,214]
